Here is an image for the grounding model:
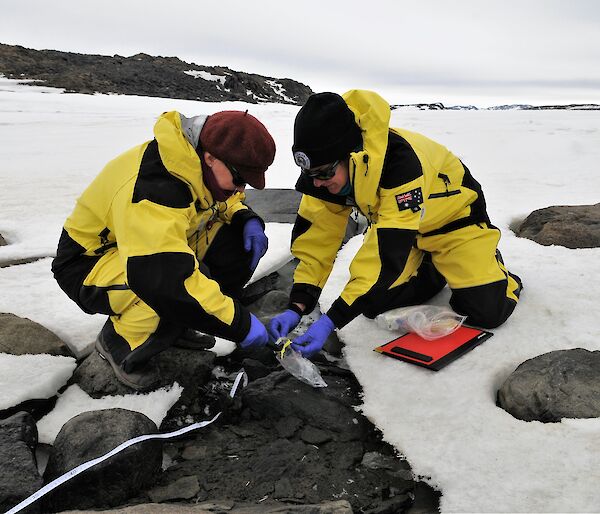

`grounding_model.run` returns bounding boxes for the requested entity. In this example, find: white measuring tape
[6,371,246,514]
